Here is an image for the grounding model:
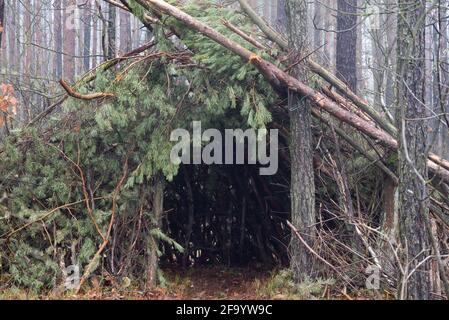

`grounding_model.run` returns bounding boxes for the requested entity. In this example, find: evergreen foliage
[0,0,279,291]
